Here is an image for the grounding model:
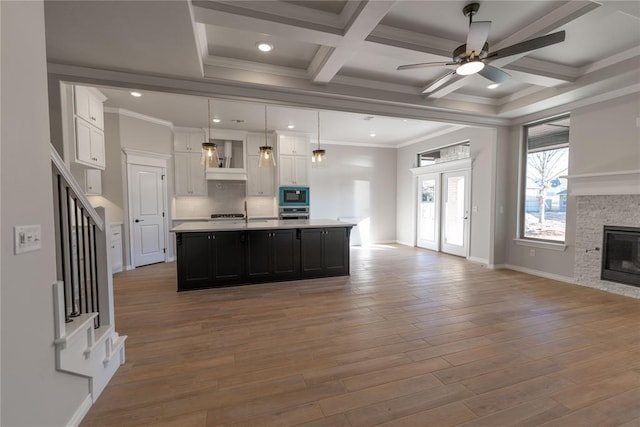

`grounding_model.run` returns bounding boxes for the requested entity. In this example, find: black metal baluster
[88,220,95,314]
[81,208,89,314]
[92,223,100,328]
[56,175,71,323]
[68,191,79,318]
